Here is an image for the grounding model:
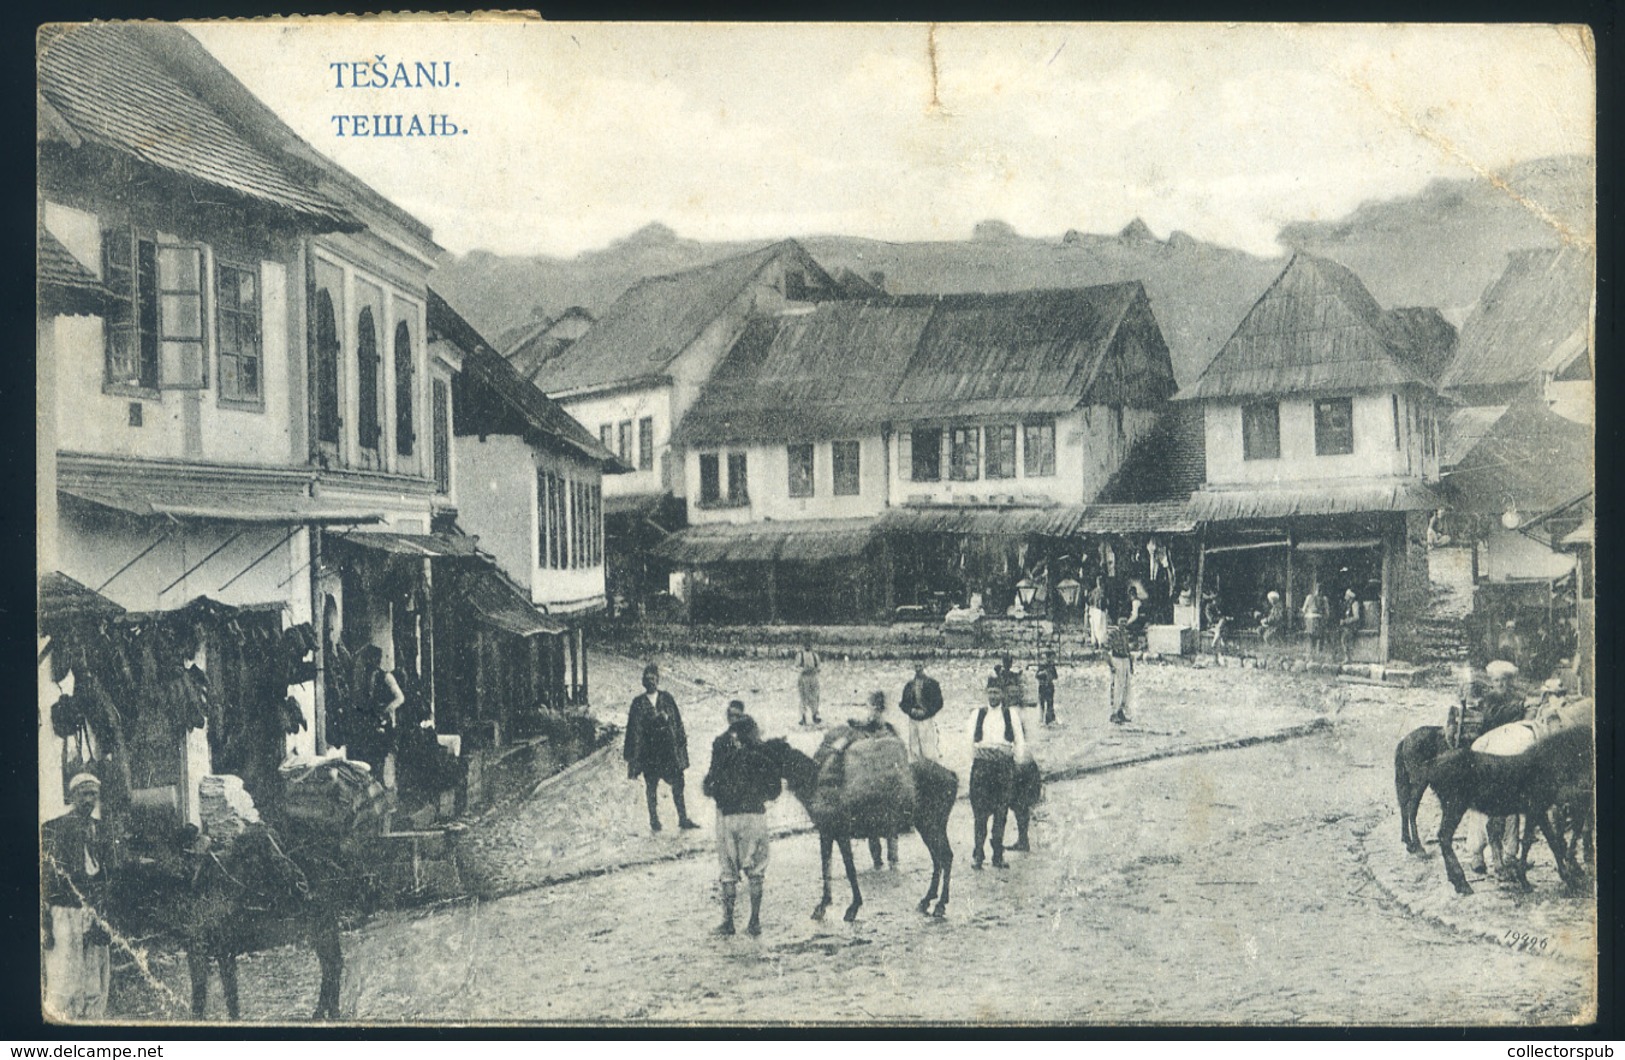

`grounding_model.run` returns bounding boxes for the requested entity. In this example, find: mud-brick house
[661,284,1187,623]
[428,290,627,757]
[1176,254,1458,662]
[520,240,844,612]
